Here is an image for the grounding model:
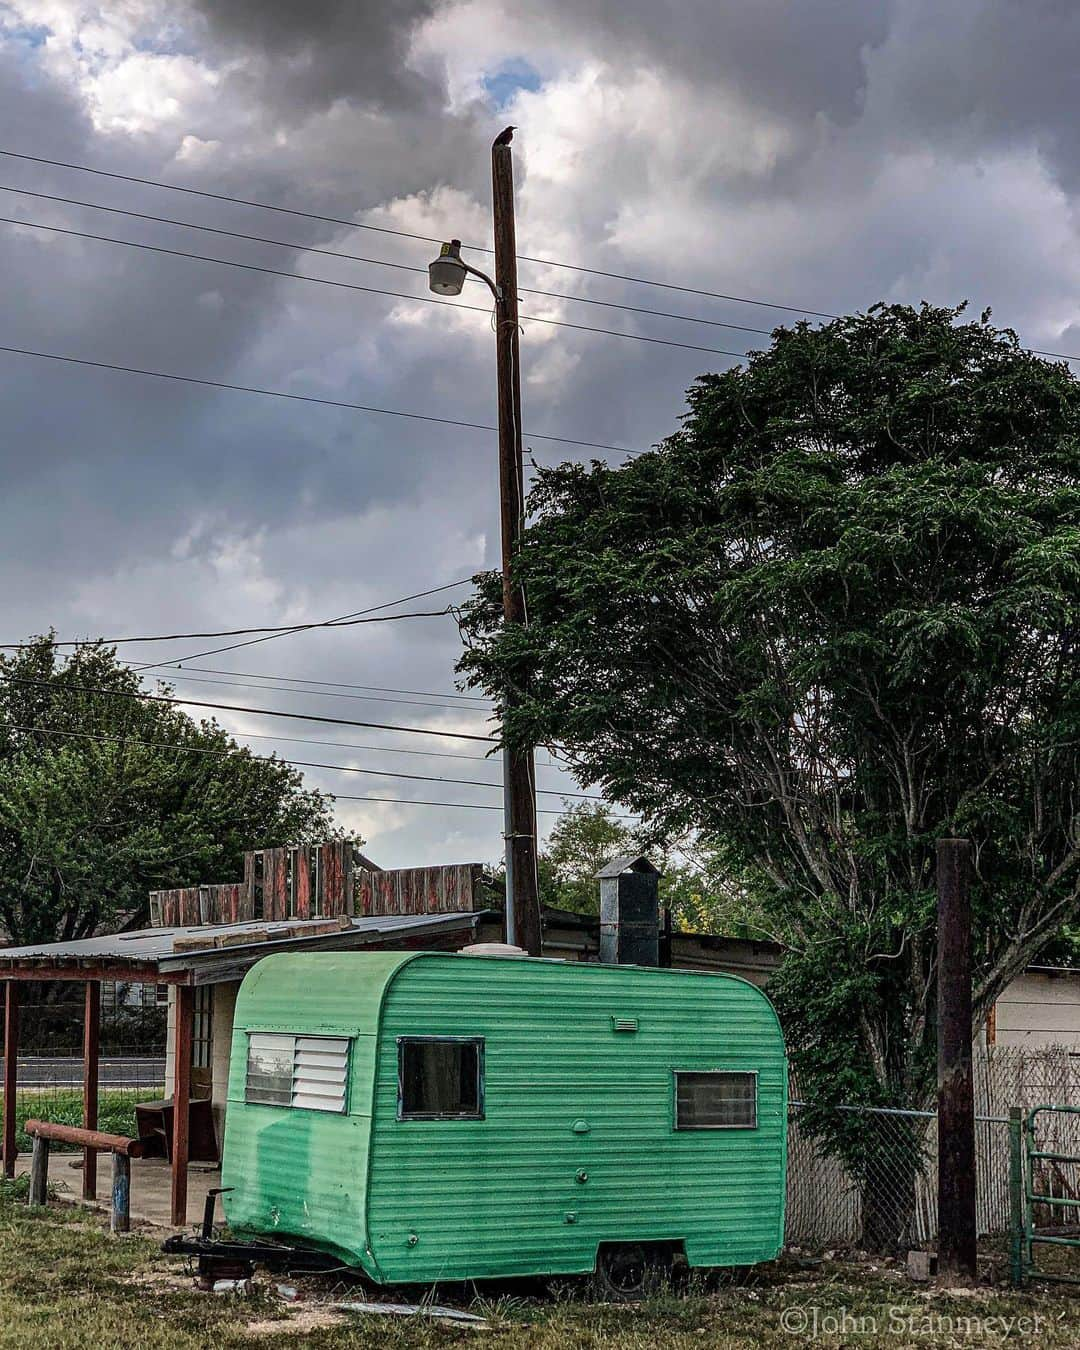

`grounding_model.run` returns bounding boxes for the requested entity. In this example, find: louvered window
[674,1071,757,1129]
[245,1033,350,1113]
